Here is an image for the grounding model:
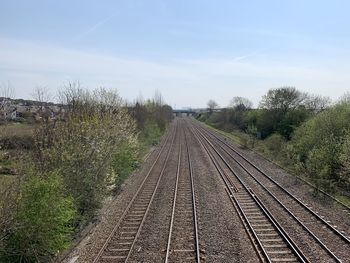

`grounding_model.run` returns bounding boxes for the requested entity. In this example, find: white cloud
[0,37,349,107]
